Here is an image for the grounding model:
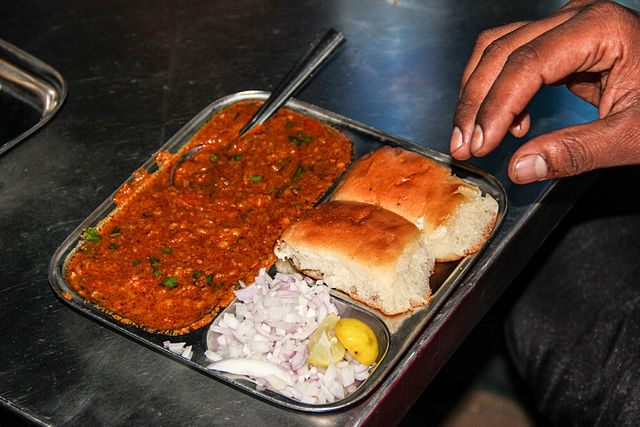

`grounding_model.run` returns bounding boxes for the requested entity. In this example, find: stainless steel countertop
[0,0,608,425]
